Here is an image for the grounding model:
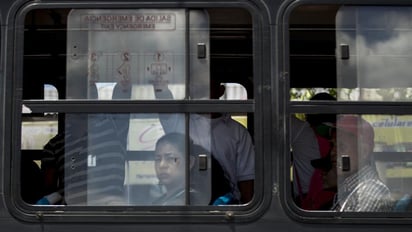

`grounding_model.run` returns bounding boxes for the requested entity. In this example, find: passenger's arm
[236,124,255,204]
